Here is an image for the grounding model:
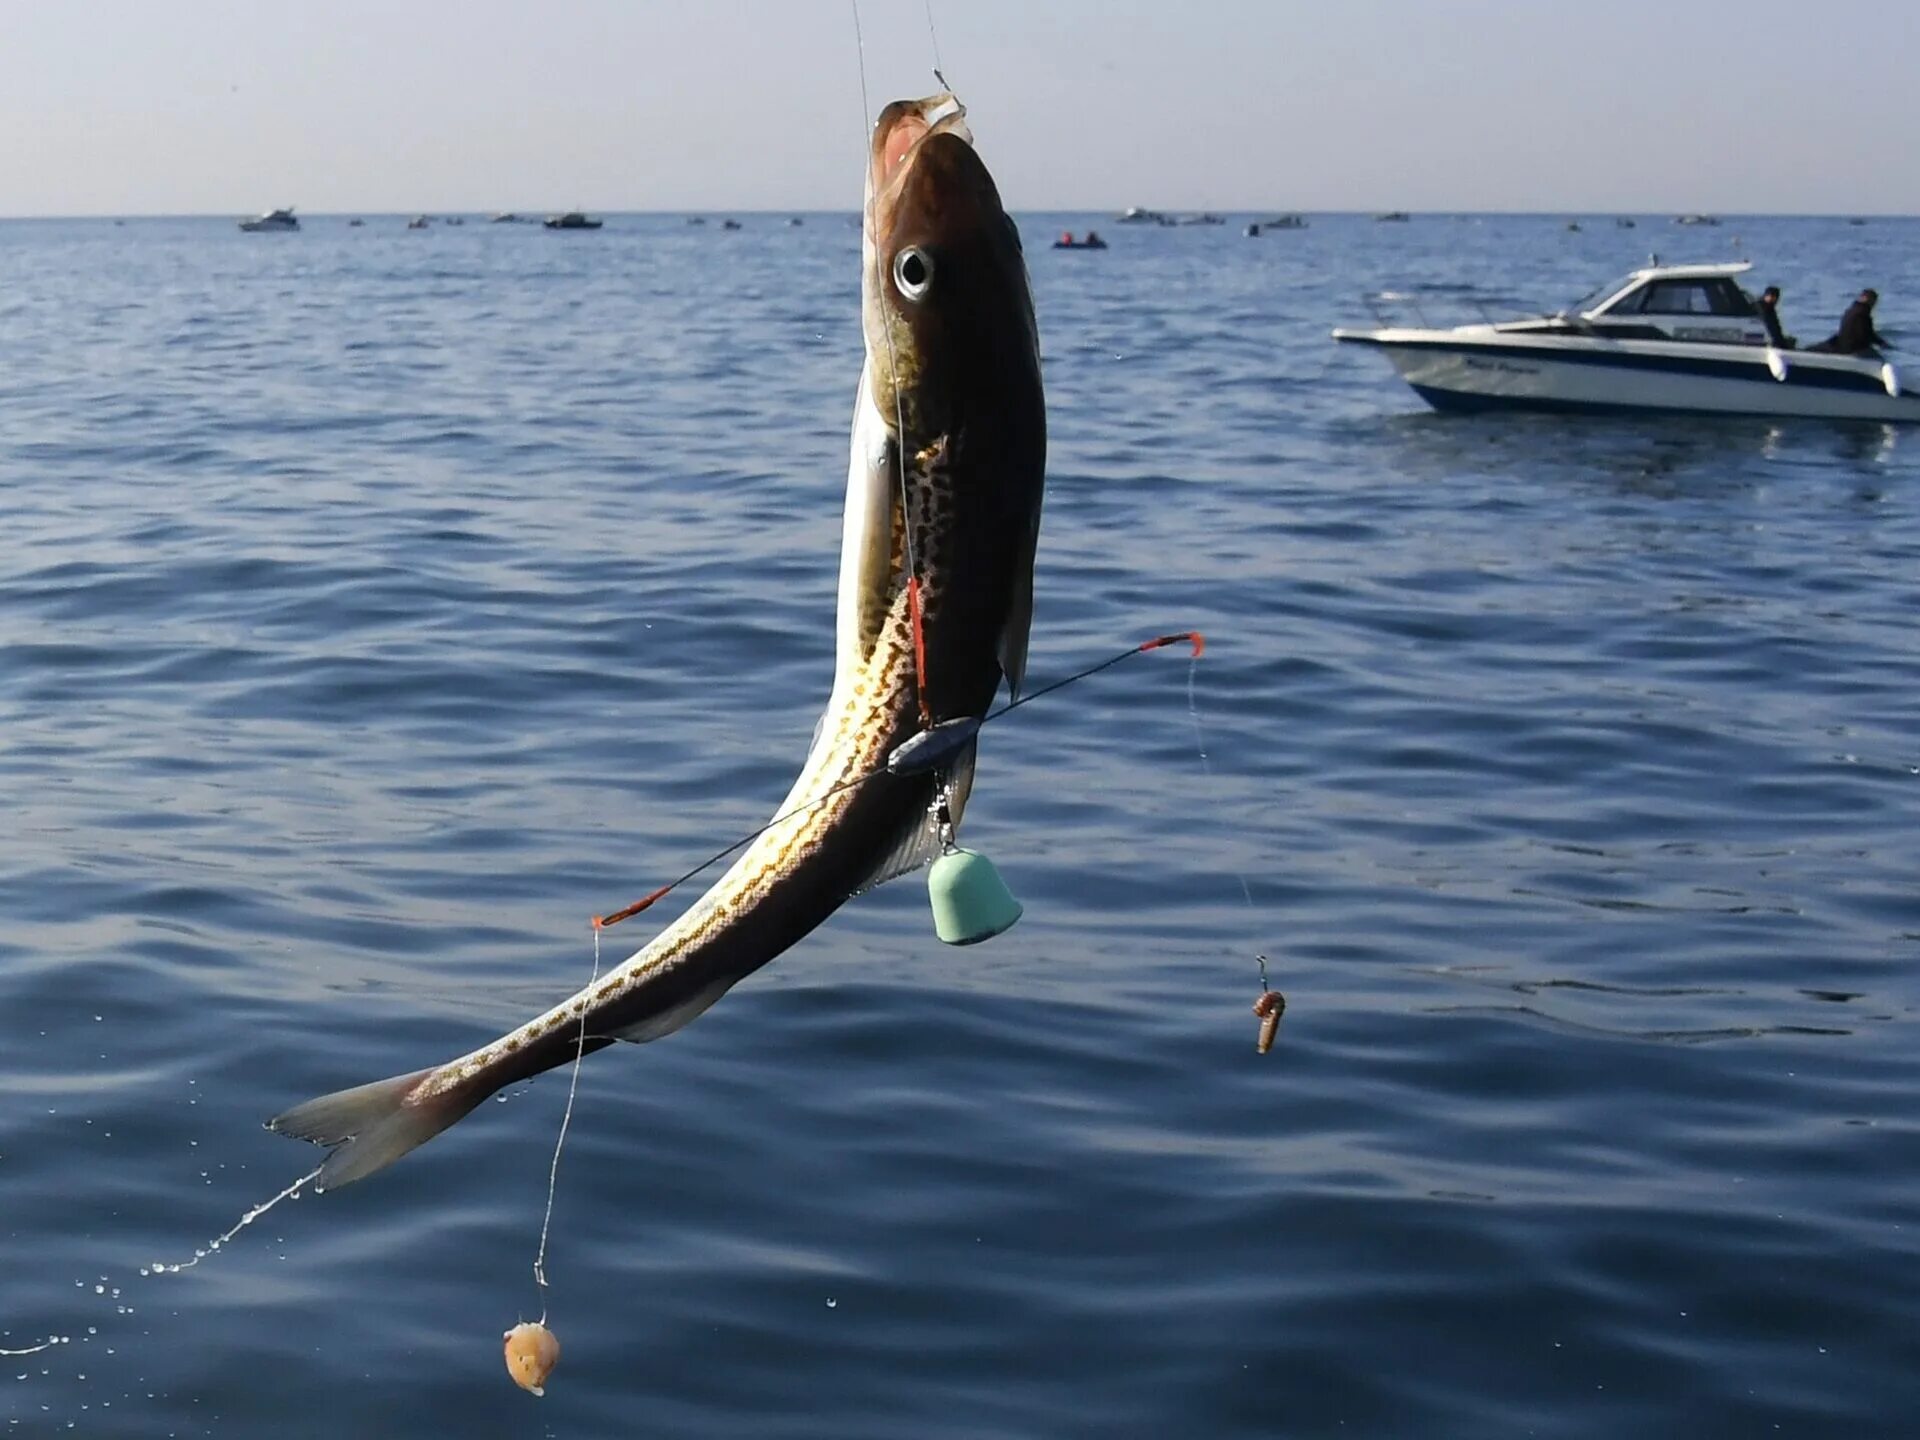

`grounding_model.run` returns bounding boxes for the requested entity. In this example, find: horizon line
[2,207,1914,223]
